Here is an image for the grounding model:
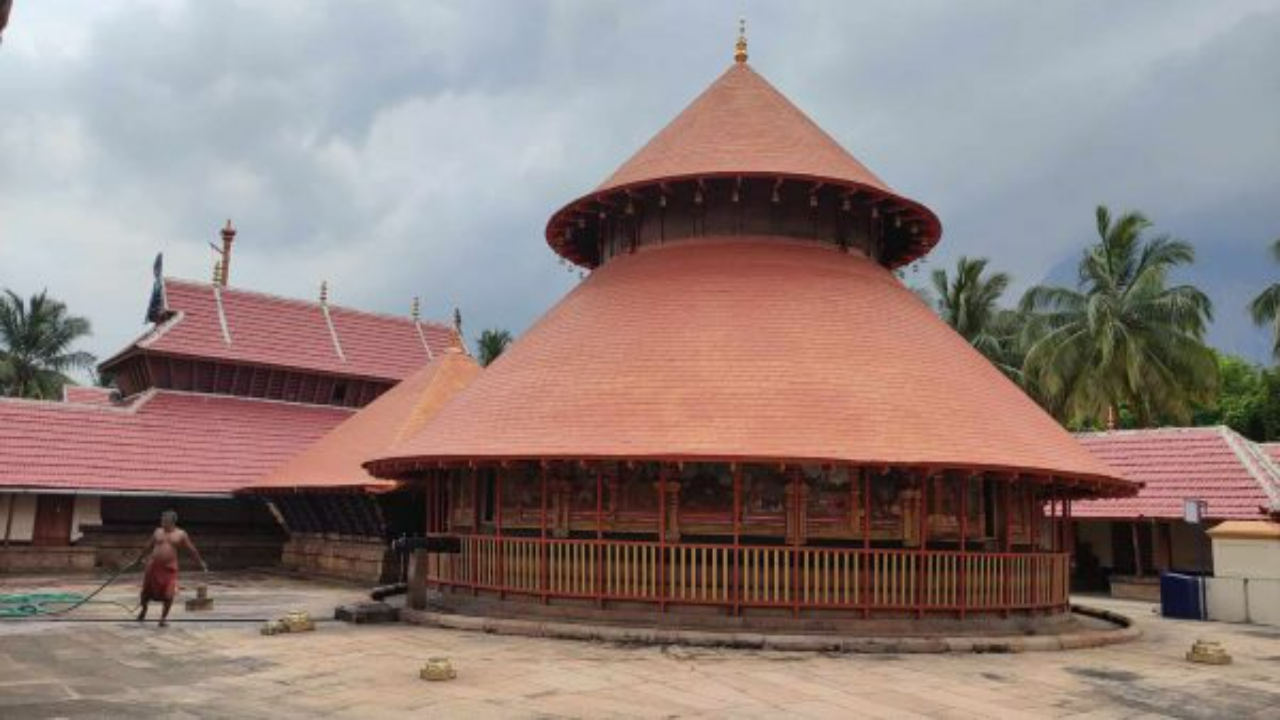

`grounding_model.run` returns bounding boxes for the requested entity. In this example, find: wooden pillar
[657,464,667,611]
[959,474,968,618]
[1130,522,1144,578]
[733,463,742,616]
[495,467,504,598]
[1002,478,1012,615]
[861,468,870,618]
[540,462,548,603]
[917,473,928,616]
[595,465,603,607]
[470,466,479,595]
